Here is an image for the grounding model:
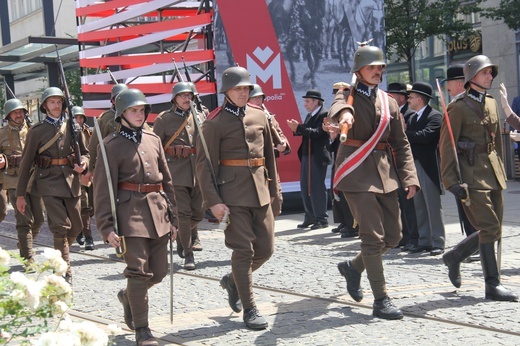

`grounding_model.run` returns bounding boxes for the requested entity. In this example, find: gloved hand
[510,130,520,142]
[448,184,468,200]
[500,83,514,116]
